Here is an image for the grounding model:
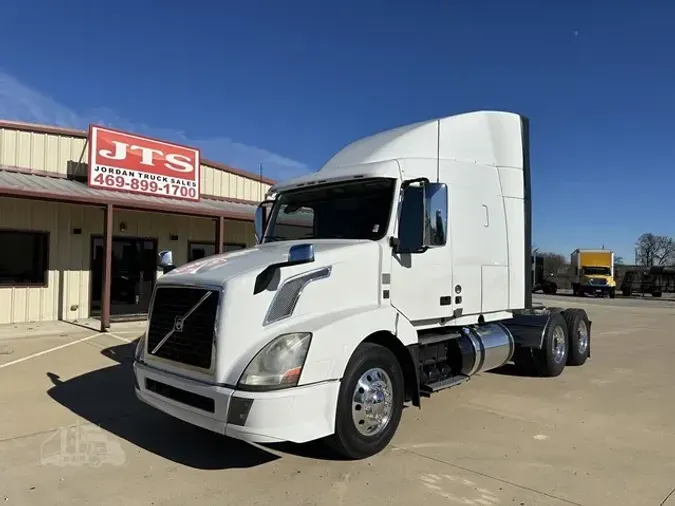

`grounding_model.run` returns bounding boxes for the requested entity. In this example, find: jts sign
[88,126,201,201]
